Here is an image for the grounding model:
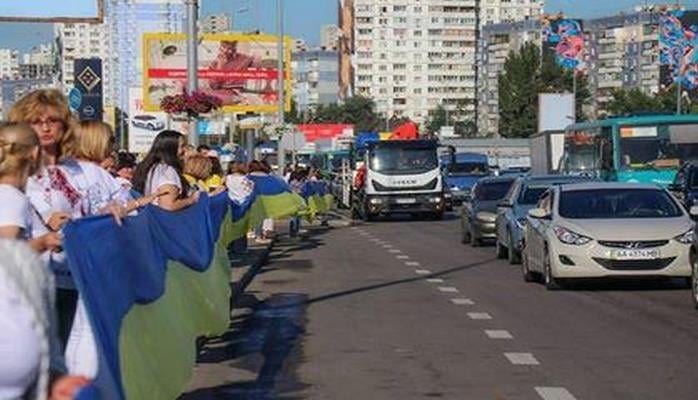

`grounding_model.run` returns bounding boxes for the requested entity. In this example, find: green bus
[559,115,698,186]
